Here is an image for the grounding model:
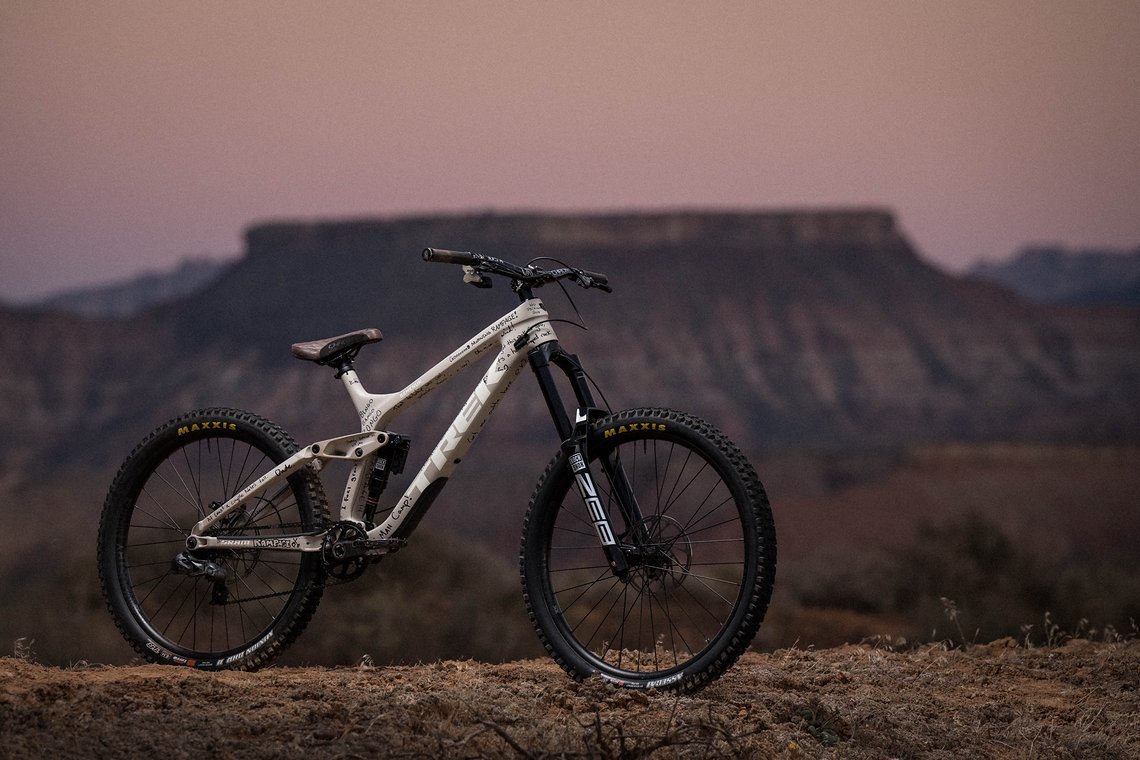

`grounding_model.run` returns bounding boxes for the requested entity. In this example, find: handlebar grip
[579,269,609,286]
[422,248,477,265]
